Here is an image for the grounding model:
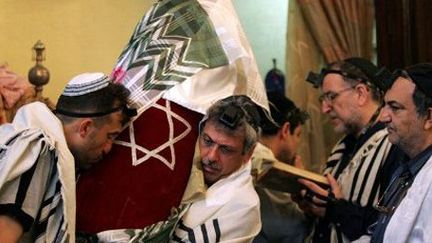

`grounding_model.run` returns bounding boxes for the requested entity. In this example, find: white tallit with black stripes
[323,128,392,243]
[0,102,75,242]
[171,162,261,243]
